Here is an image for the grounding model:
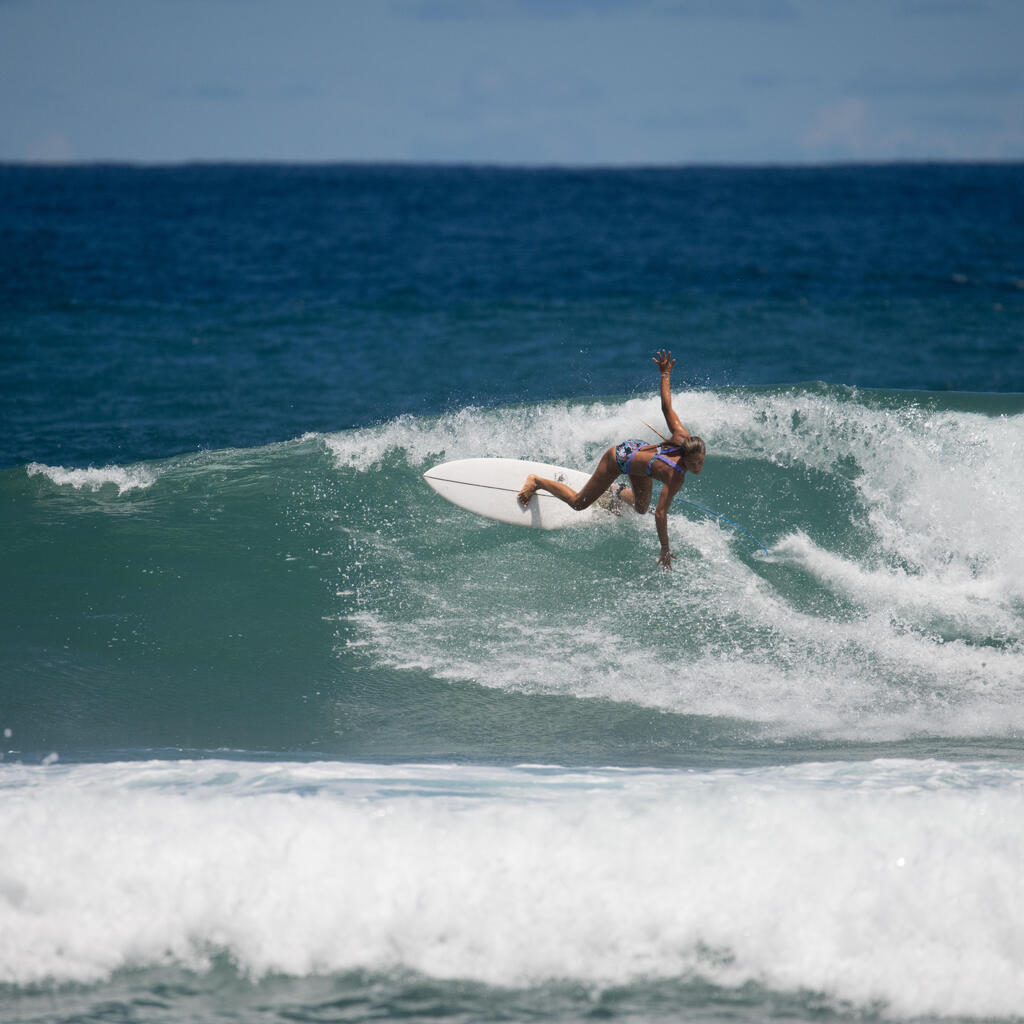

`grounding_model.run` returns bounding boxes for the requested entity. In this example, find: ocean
[1,163,1023,1023]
